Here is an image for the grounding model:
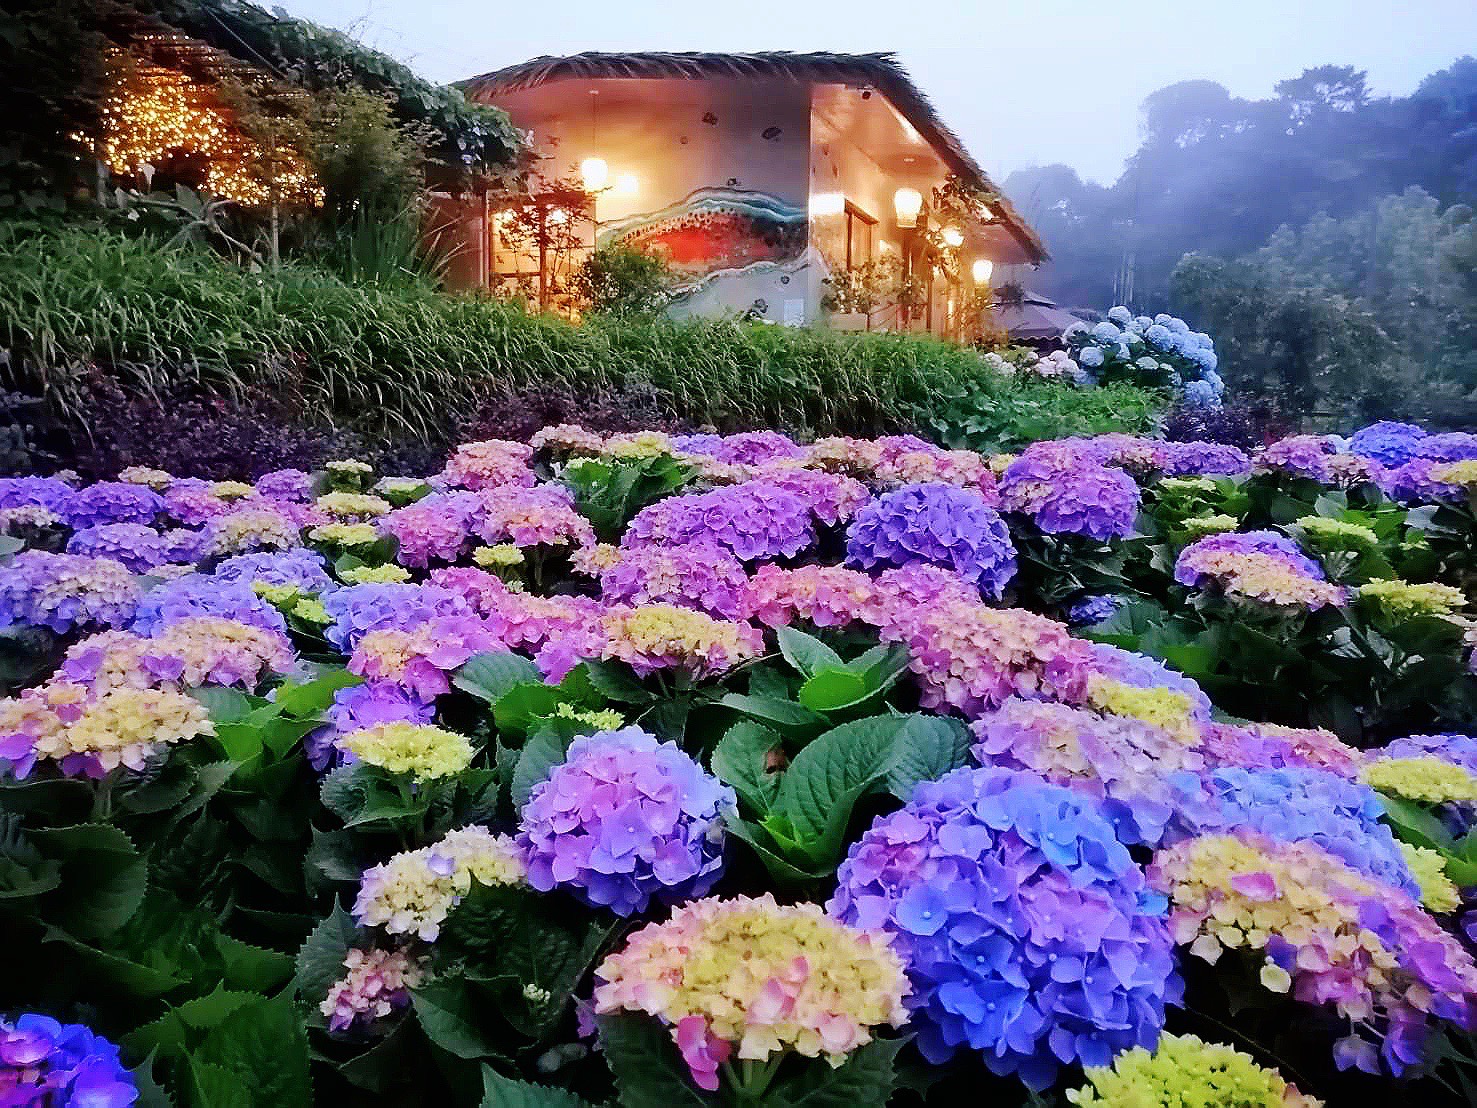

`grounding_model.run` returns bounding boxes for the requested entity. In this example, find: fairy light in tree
[93,56,320,208]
